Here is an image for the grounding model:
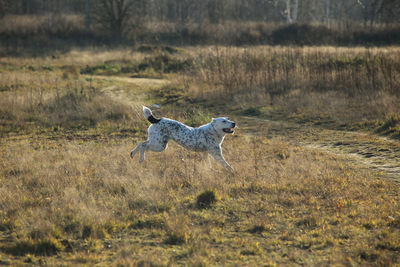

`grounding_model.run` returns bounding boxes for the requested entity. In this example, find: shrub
[138,54,192,73]
[81,224,108,239]
[376,114,400,133]
[164,230,189,245]
[184,110,211,127]
[136,44,179,54]
[240,107,262,116]
[271,24,334,45]
[129,217,165,230]
[196,189,218,209]
[248,224,271,234]
[2,238,63,256]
